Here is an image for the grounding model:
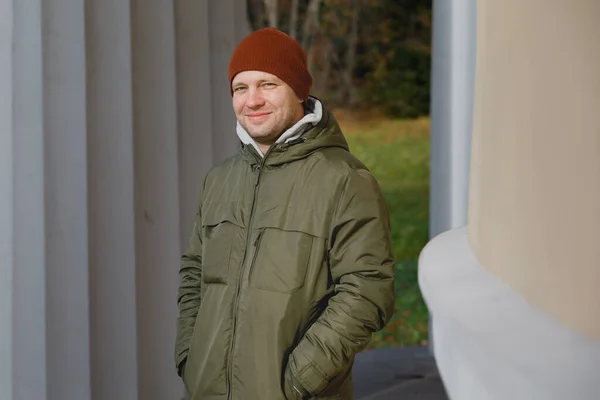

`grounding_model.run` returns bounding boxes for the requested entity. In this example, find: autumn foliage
[247,0,432,117]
